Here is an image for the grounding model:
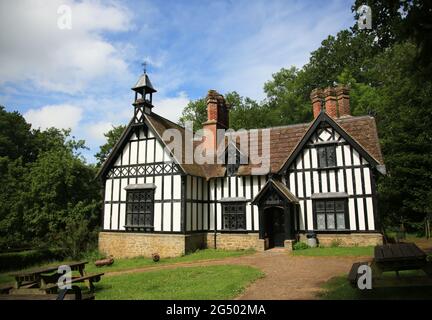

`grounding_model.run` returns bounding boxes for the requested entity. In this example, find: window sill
[316,166,338,171]
[314,229,350,232]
